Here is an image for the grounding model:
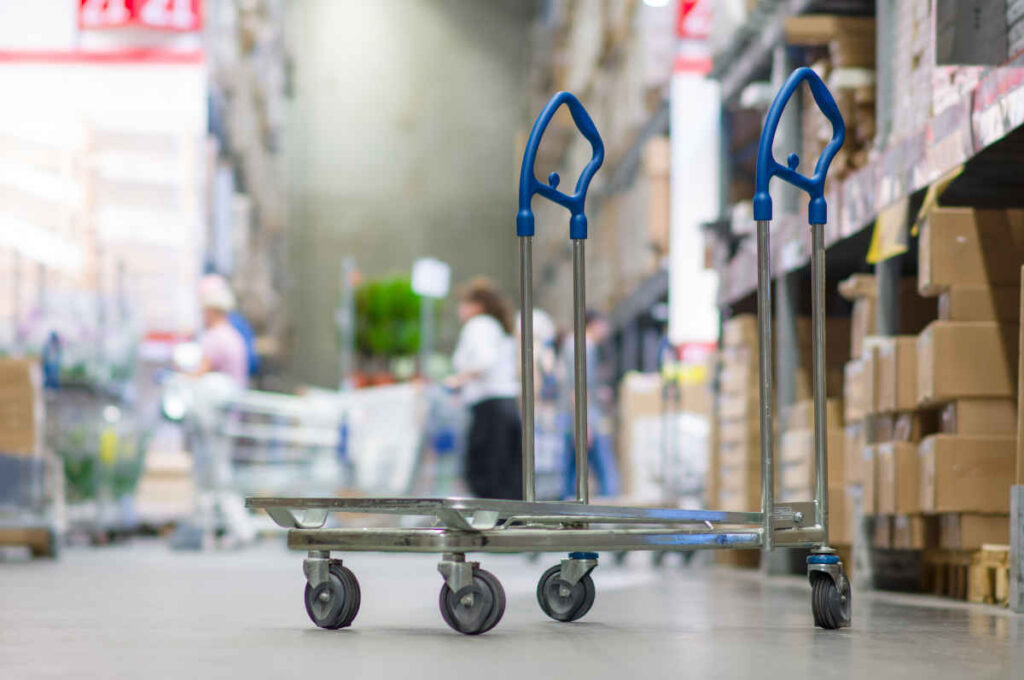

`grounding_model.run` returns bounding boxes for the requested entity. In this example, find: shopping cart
[247,67,850,634]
